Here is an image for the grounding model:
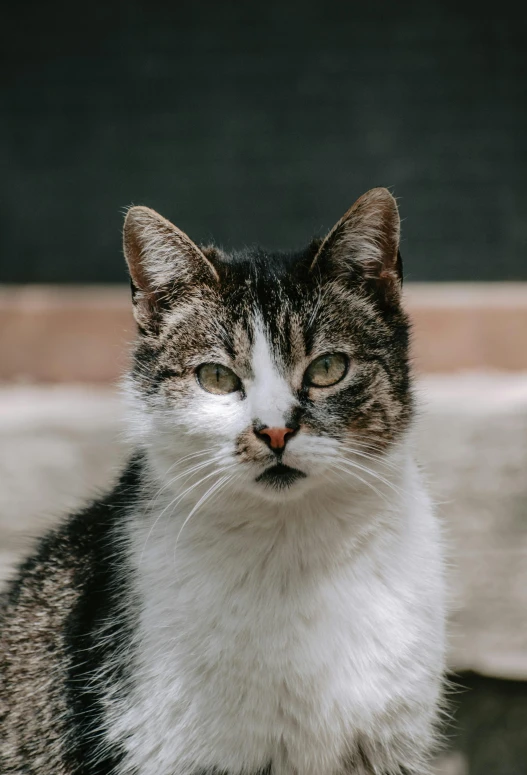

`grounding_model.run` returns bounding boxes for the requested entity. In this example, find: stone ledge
[1,376,527,681]
[1,283,527,381]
